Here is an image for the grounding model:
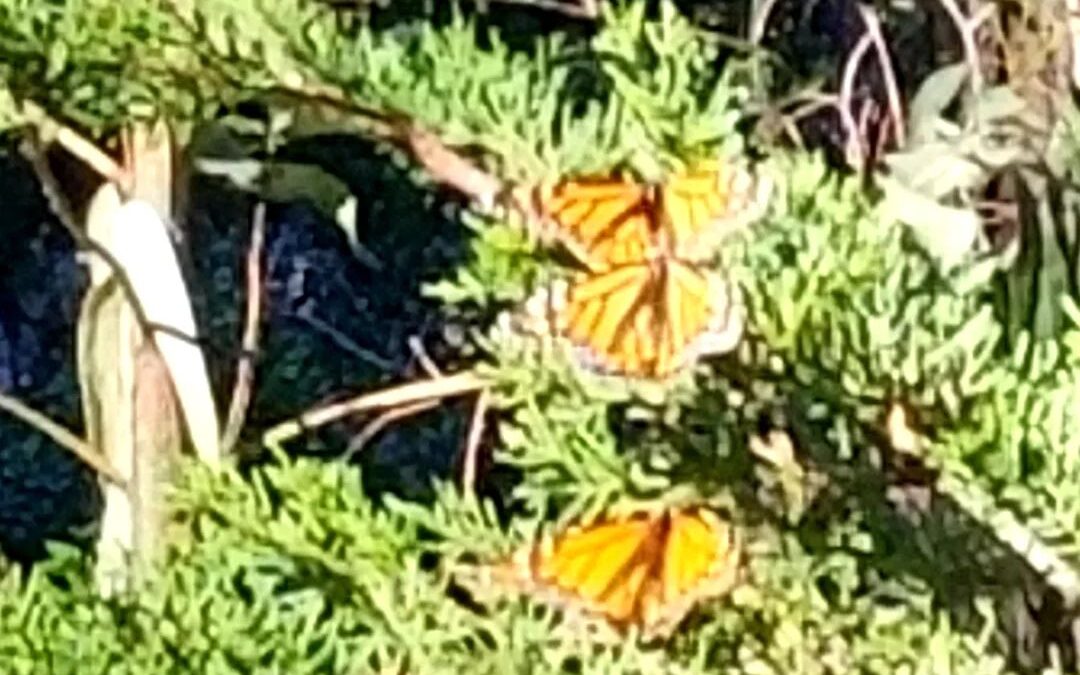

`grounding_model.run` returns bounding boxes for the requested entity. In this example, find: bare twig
[856,99,879,152]
[885,402,1080,608]
[19,100,130,191]
[460,386,490,493]
[341,399,440,462]
[774,92,842,147]
[1068,0,1080,89]
[274,83,507,210]
[858,5,907,149]
[19,136,86,235]
[263,370,488,448]
[287,307,396,371]
[220,201,267,455]
[408,336,442,378]
[0,390,125,486]
[749,0,781,45]
[19,136,158,335]
[402,125,504,211]
[839,33,874,168]
[937,0,997,93]
[473,0,599,19]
